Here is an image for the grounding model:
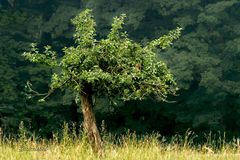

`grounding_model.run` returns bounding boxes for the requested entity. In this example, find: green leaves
[146,27,182,50]
[23,9,180,103]
[108,14,127,41]
[23,43,58,67]
[71,9,96,47]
